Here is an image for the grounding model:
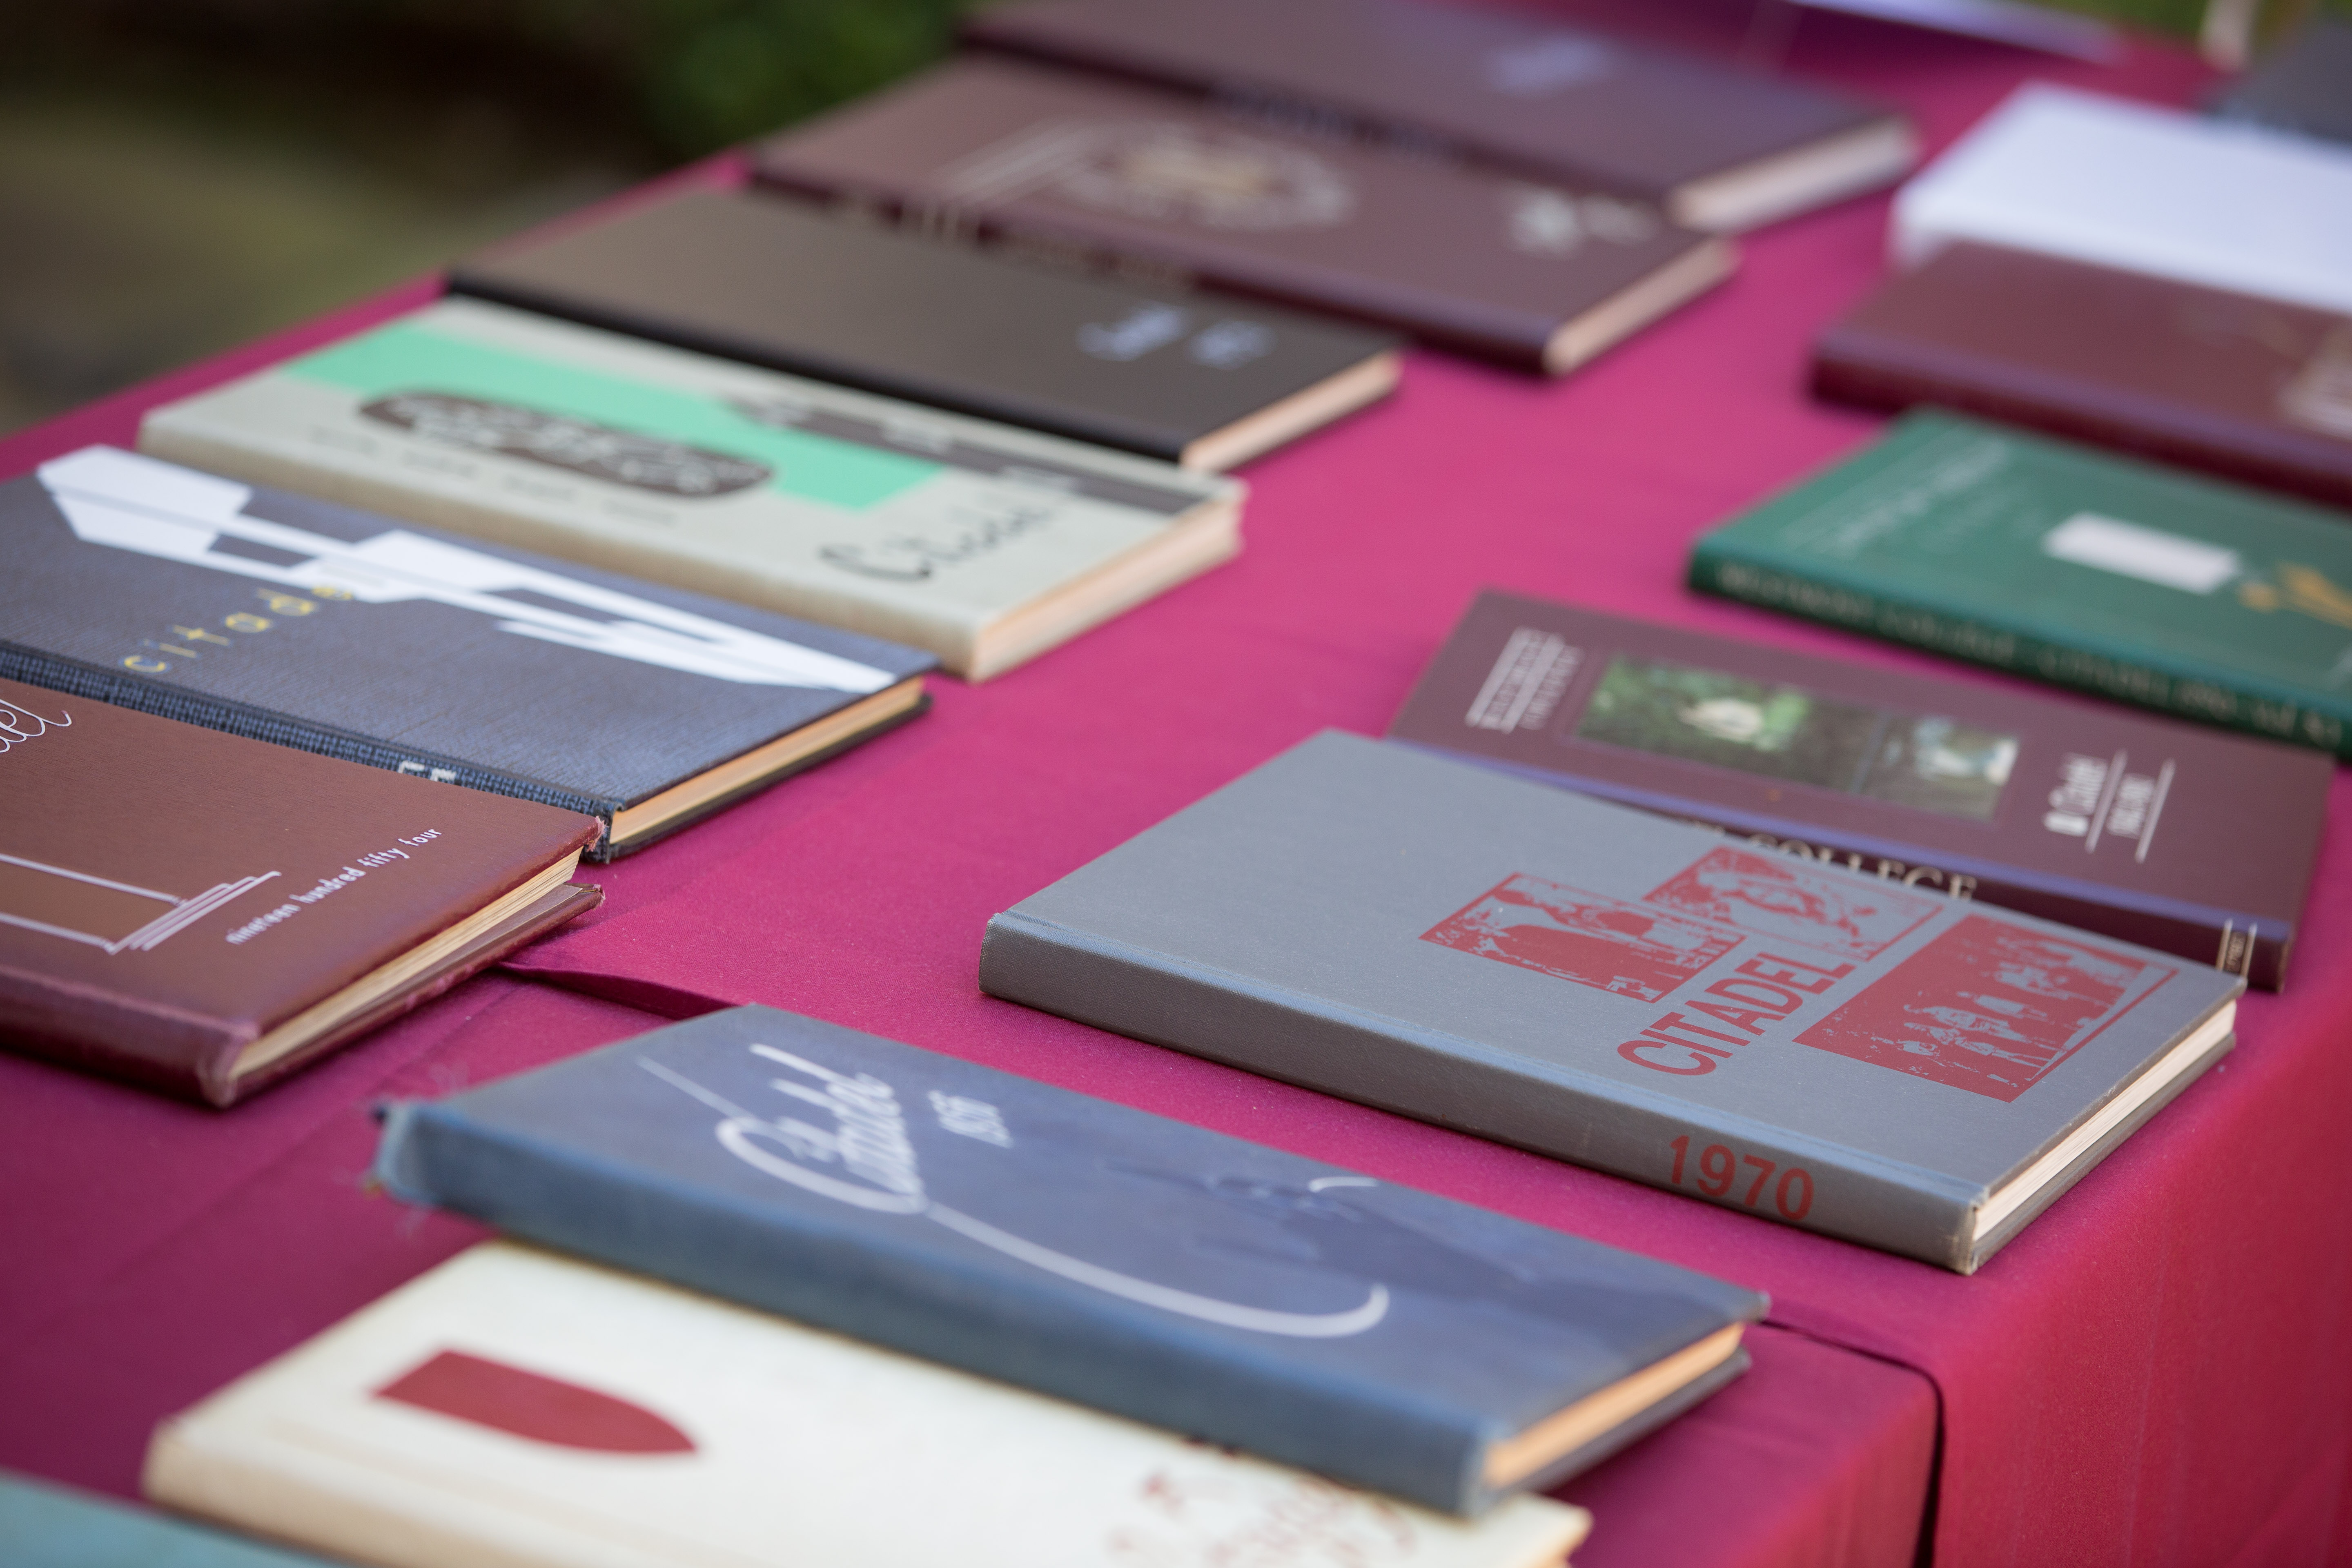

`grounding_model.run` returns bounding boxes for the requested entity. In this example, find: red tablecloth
[3,10,2344,1566]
